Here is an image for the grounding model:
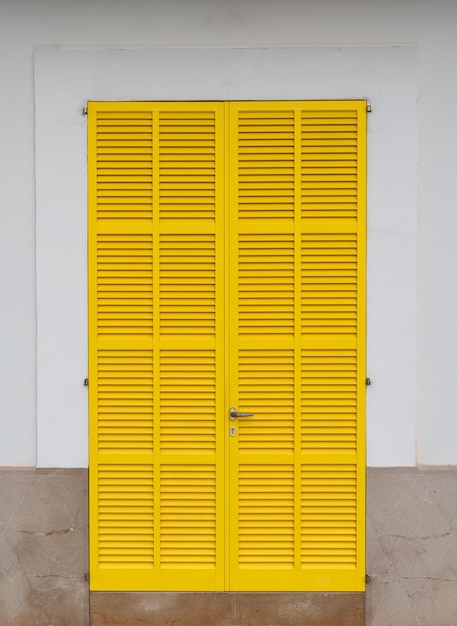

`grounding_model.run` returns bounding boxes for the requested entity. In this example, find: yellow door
[88,100,366,592]
[227,102,366,591]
